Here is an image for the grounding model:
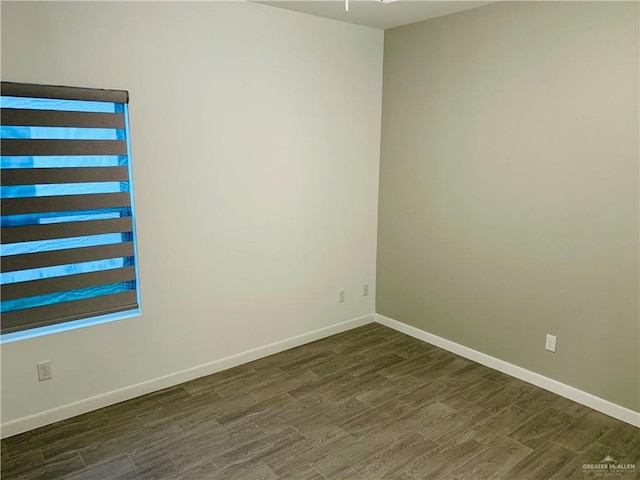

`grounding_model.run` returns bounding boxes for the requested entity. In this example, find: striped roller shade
[1,82,140,335]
